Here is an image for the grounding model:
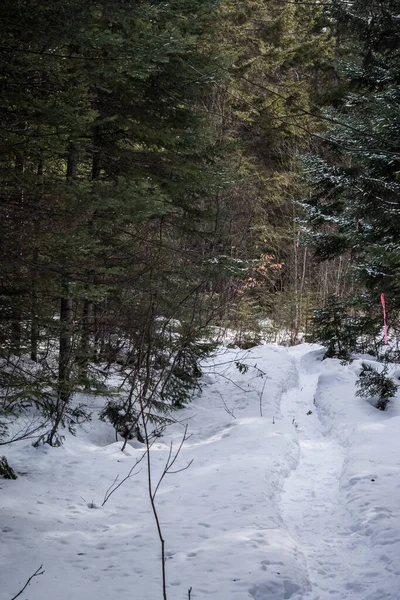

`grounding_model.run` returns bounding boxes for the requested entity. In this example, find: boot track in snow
[280,349,387,600]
